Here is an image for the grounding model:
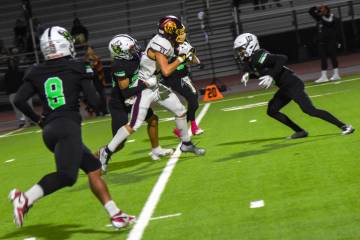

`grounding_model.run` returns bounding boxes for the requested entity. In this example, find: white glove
[177,42,195,62]
[241,72,249,86]
[258,75,273,89]
[142,76,158,89]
